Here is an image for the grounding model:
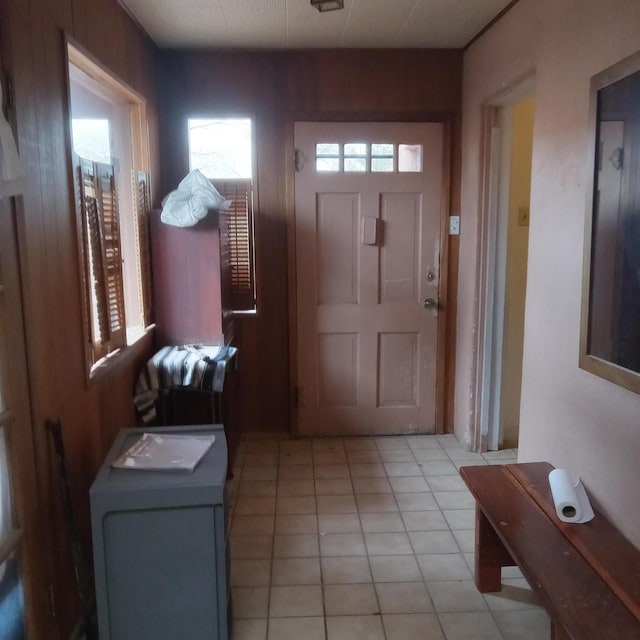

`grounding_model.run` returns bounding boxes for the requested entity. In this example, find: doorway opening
[477,83,535,451]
